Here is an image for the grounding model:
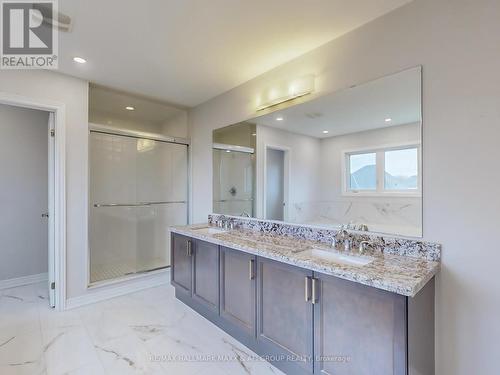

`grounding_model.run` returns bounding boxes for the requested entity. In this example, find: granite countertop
[170,224,440,297]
